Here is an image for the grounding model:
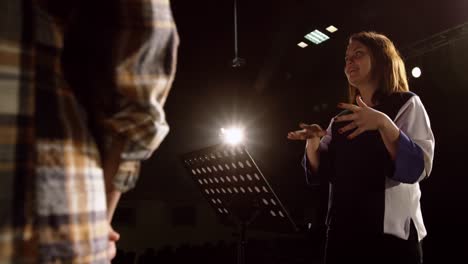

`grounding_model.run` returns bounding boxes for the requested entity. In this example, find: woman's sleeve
[392,95,435,183]
[302,120,333,185]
